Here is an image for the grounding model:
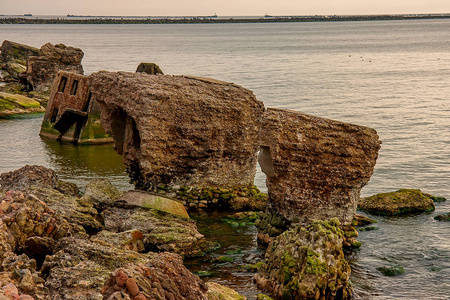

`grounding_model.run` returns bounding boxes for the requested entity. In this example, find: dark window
[58,77,67,93]
[83,92,93,112]
[70,80,78,95]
